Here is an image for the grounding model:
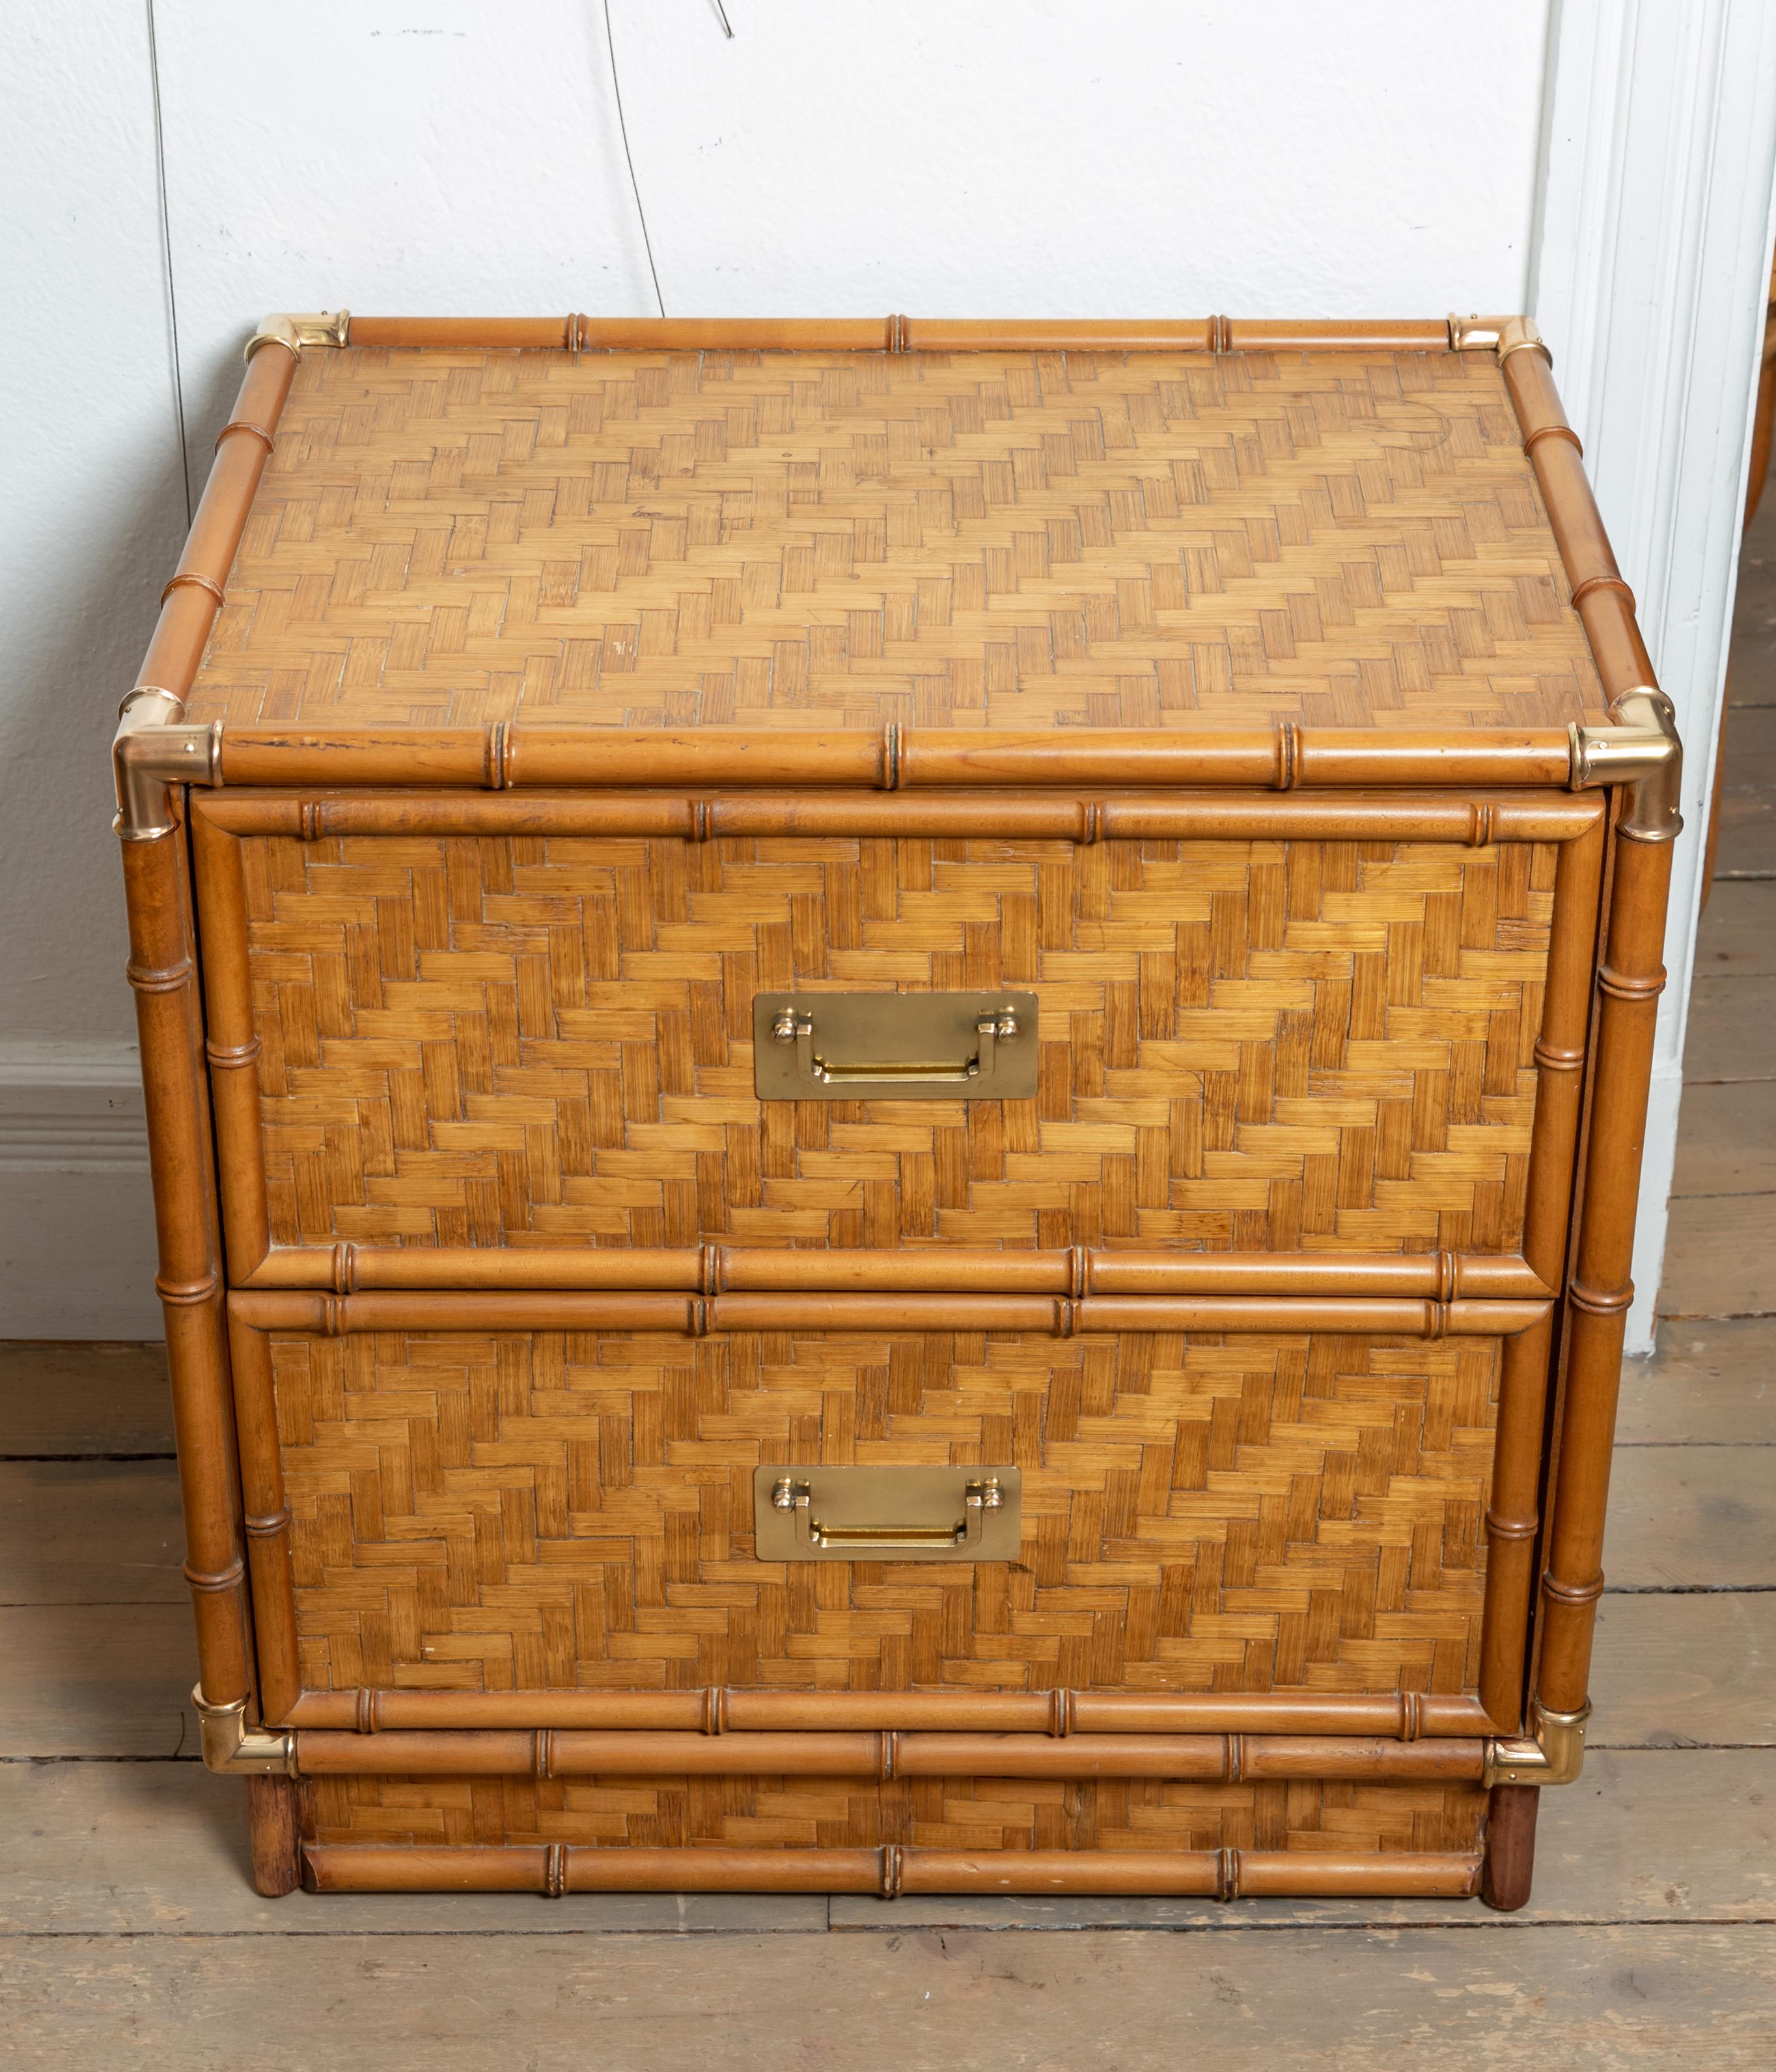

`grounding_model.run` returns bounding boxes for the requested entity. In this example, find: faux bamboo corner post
[113,313,335,1897]
[117,307,1678,1911]
[1454,310,1682,1908]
